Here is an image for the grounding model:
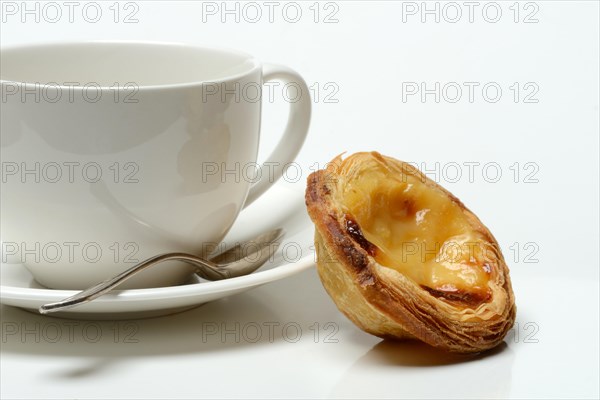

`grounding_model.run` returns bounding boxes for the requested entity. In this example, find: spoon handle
[38,253,224,314]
